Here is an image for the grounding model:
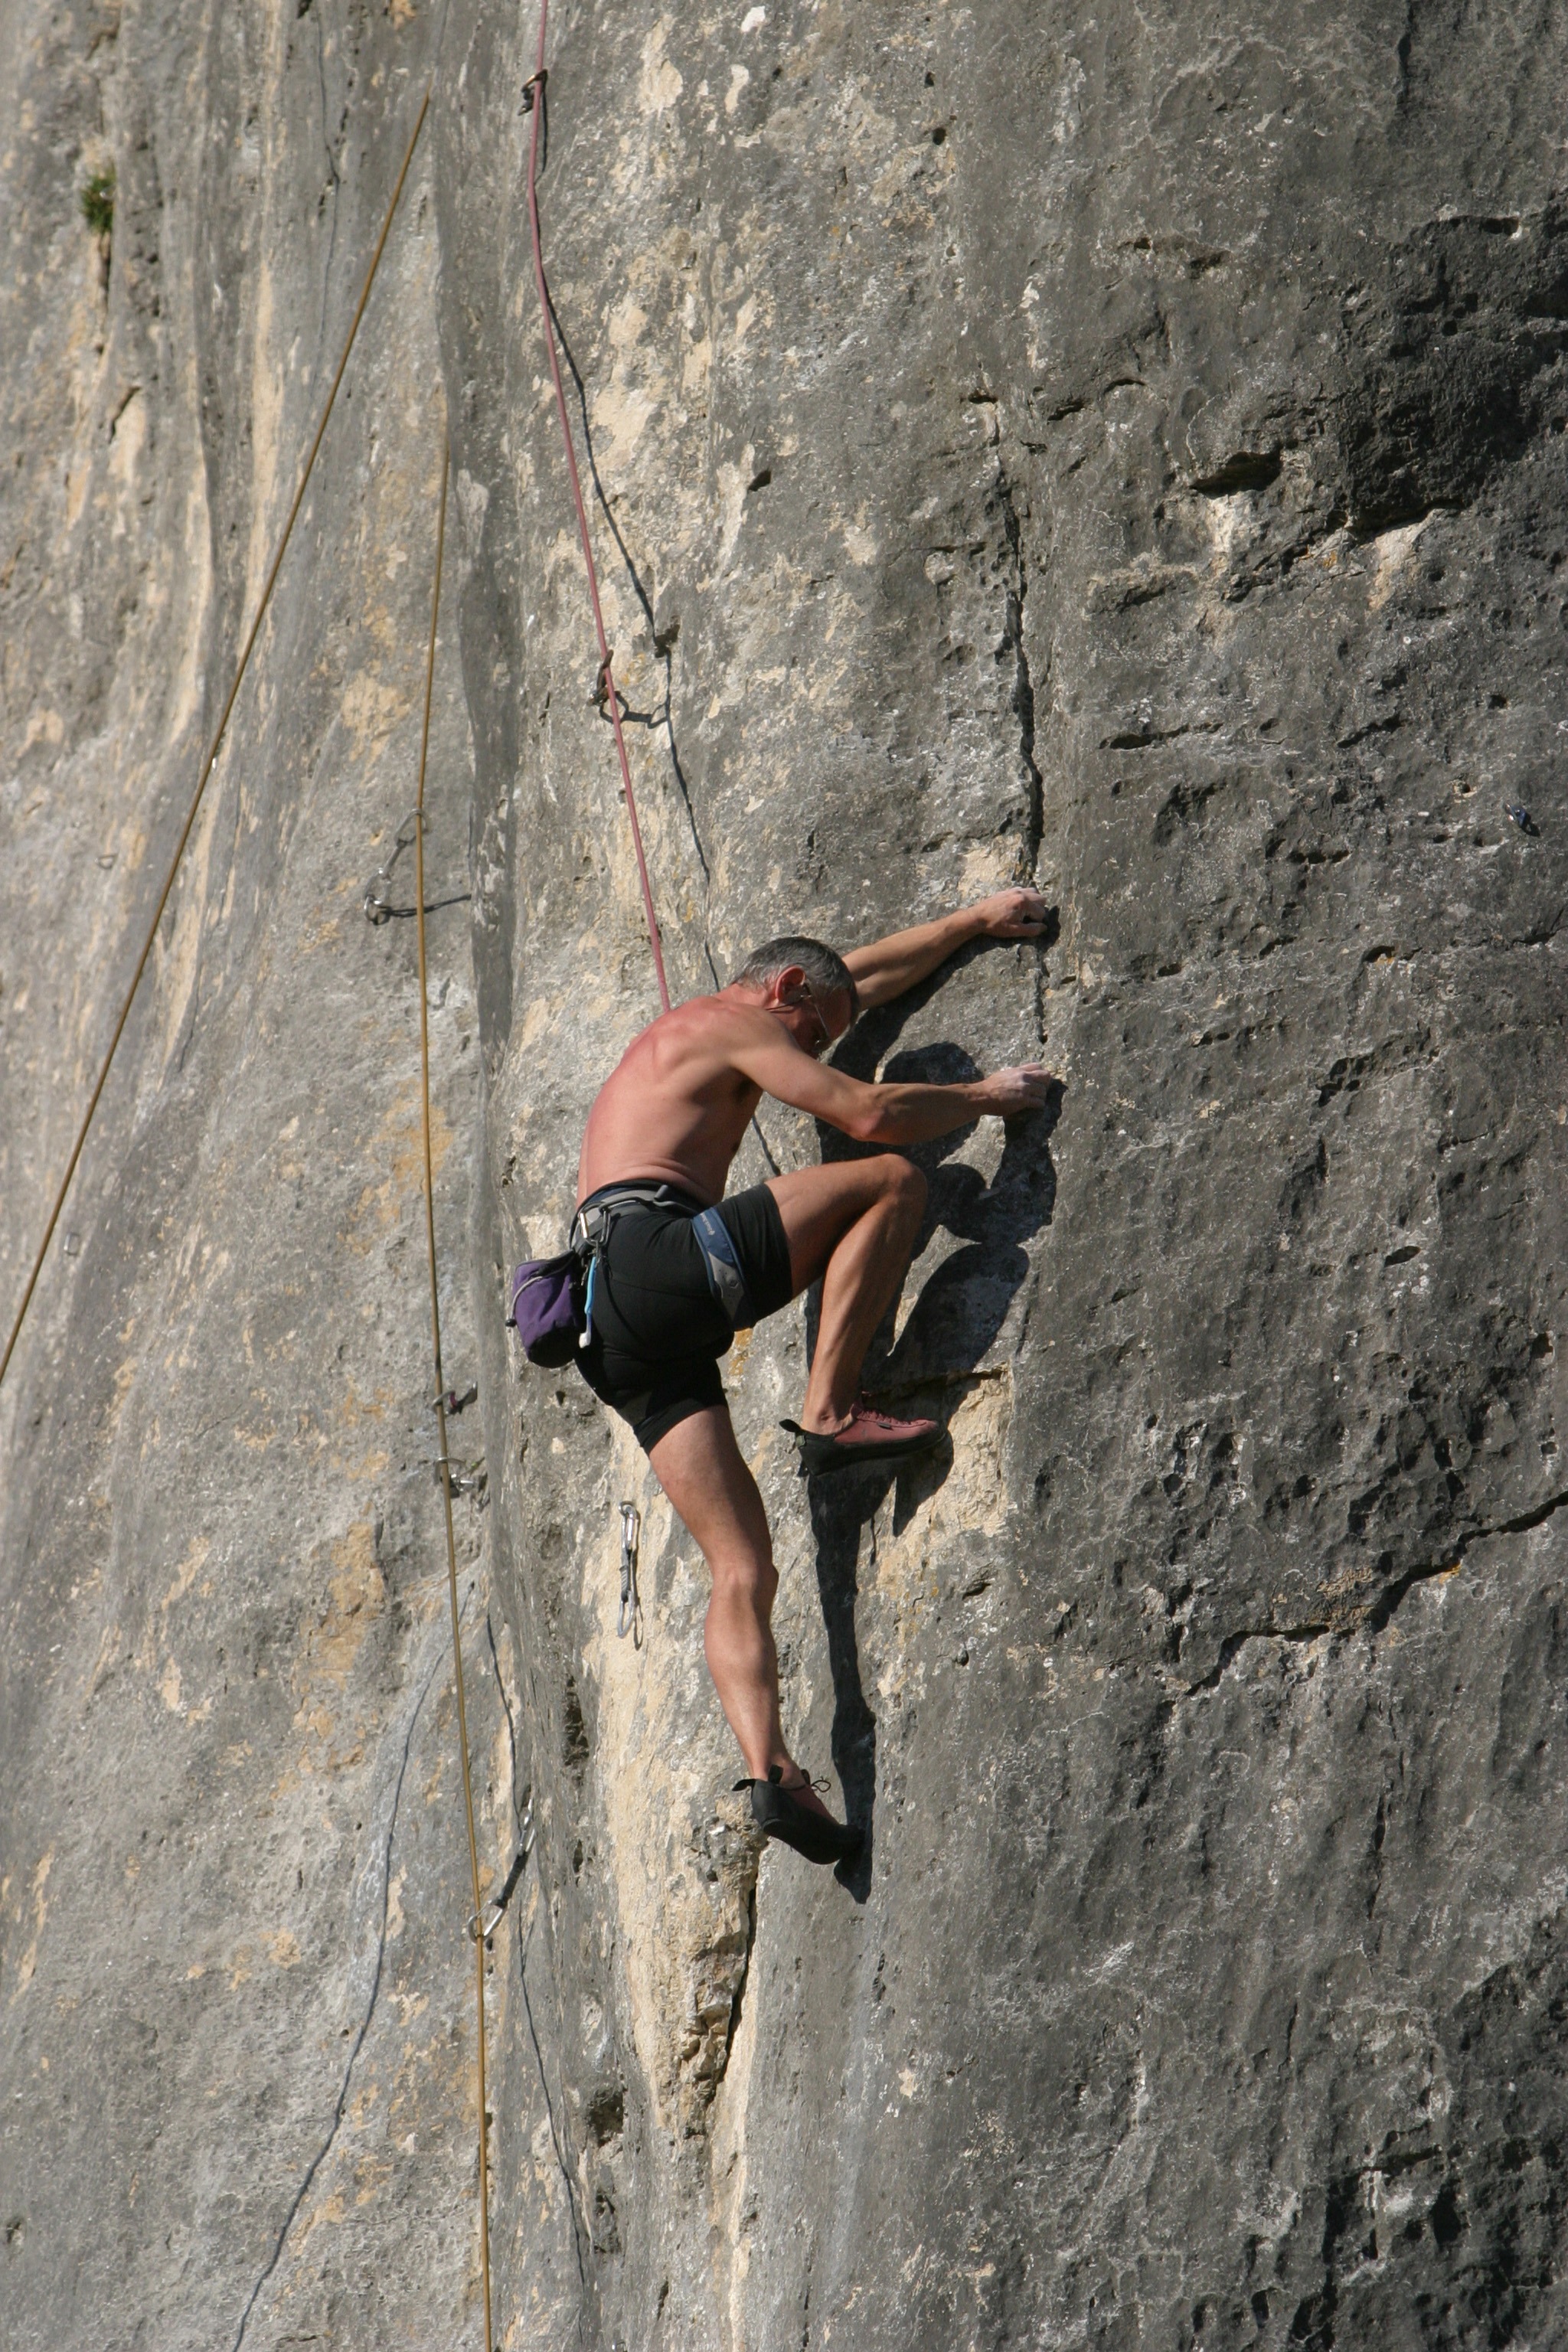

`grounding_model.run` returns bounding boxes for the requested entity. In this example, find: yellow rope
[0,86,432,1393]
[410,437,496,2352]
[3,68,499,2337]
